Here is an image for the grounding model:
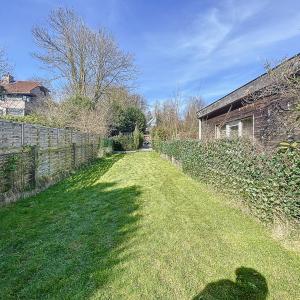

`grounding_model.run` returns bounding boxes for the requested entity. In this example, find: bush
[133,125,143,149]
[101,138,113,148]
[98,138,113,157]
[0,114,50,126]
[151,127,168,141]
[153,138,300,223]
[111,133,143,151]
